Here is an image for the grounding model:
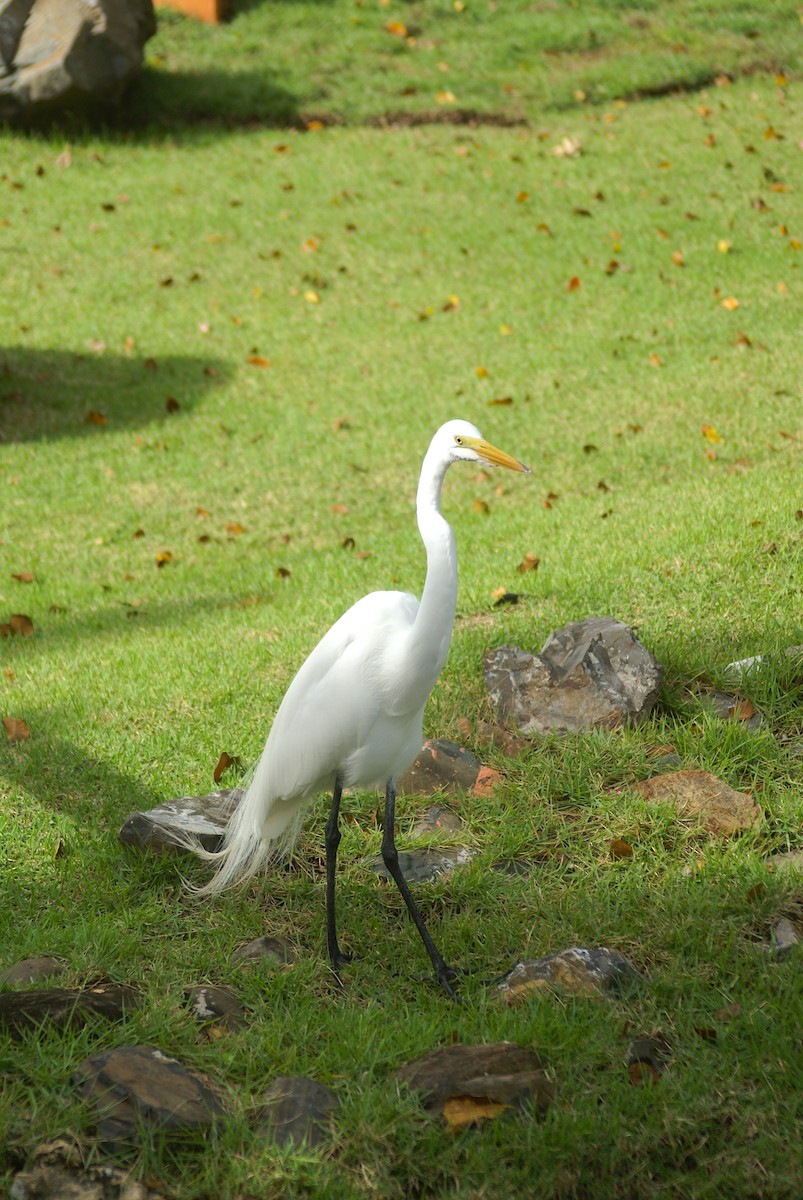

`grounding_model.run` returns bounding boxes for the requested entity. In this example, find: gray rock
[484,617,663,735]
[10,1136,164,1200]
[0,0,156,121]
[693,687,766,732]
[410,804,462,838]
[369,846,477,885]
[496,947,643,1002]
[184,985,247,1031]
[393,1042,552,1114]
[771,918,799,957]
[398,738,502,797]
[0,984,139,1038]
[75,1044,226,1144]
[119,788,242,855]
[767,849,803,875]
[232,935,296,965]
[256,1076,339,1149]
[0,955,66,987]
